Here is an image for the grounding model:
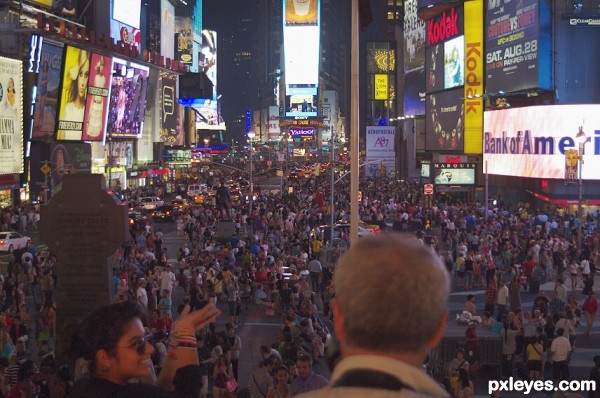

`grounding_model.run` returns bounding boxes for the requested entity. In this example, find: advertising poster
[425,88,464,151]
[82,54,112,142]
[107,58,149,138]
[193,99,225,130]
[56,46,90,140]
[285,0,318,25]
[483,105,600,180]
[176,16,193,70]
[32,41,63,140]
[403,0,426,115]
[200,30,217,100]
[366,126,396,159]
[159,72,177,144]
[564,149,578,183]
[0,57,23,174]
[485,0,551,93]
